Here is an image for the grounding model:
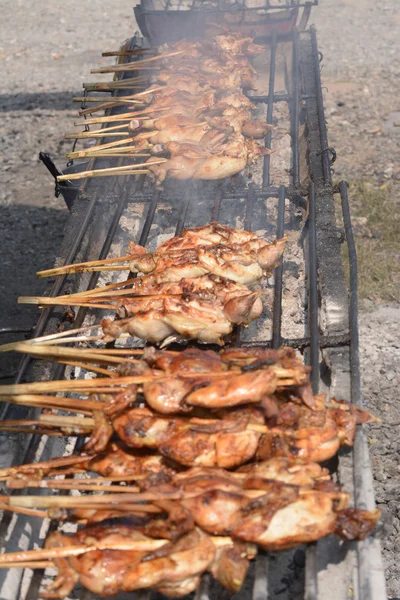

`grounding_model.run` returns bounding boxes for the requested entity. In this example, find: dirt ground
[0,0,399,597]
